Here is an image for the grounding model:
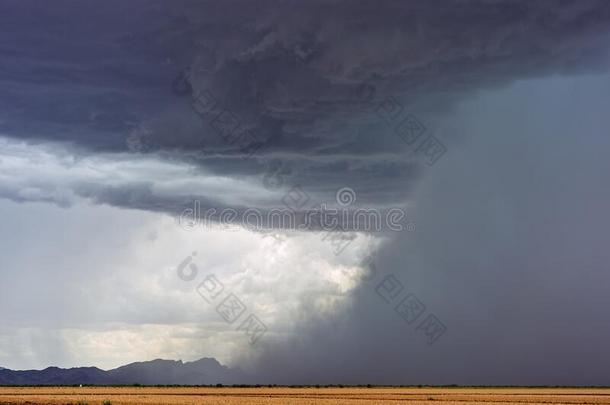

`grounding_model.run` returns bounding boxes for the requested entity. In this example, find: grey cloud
[1,0,610,217]
[2,1,610,383]
[239,74,610,385]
